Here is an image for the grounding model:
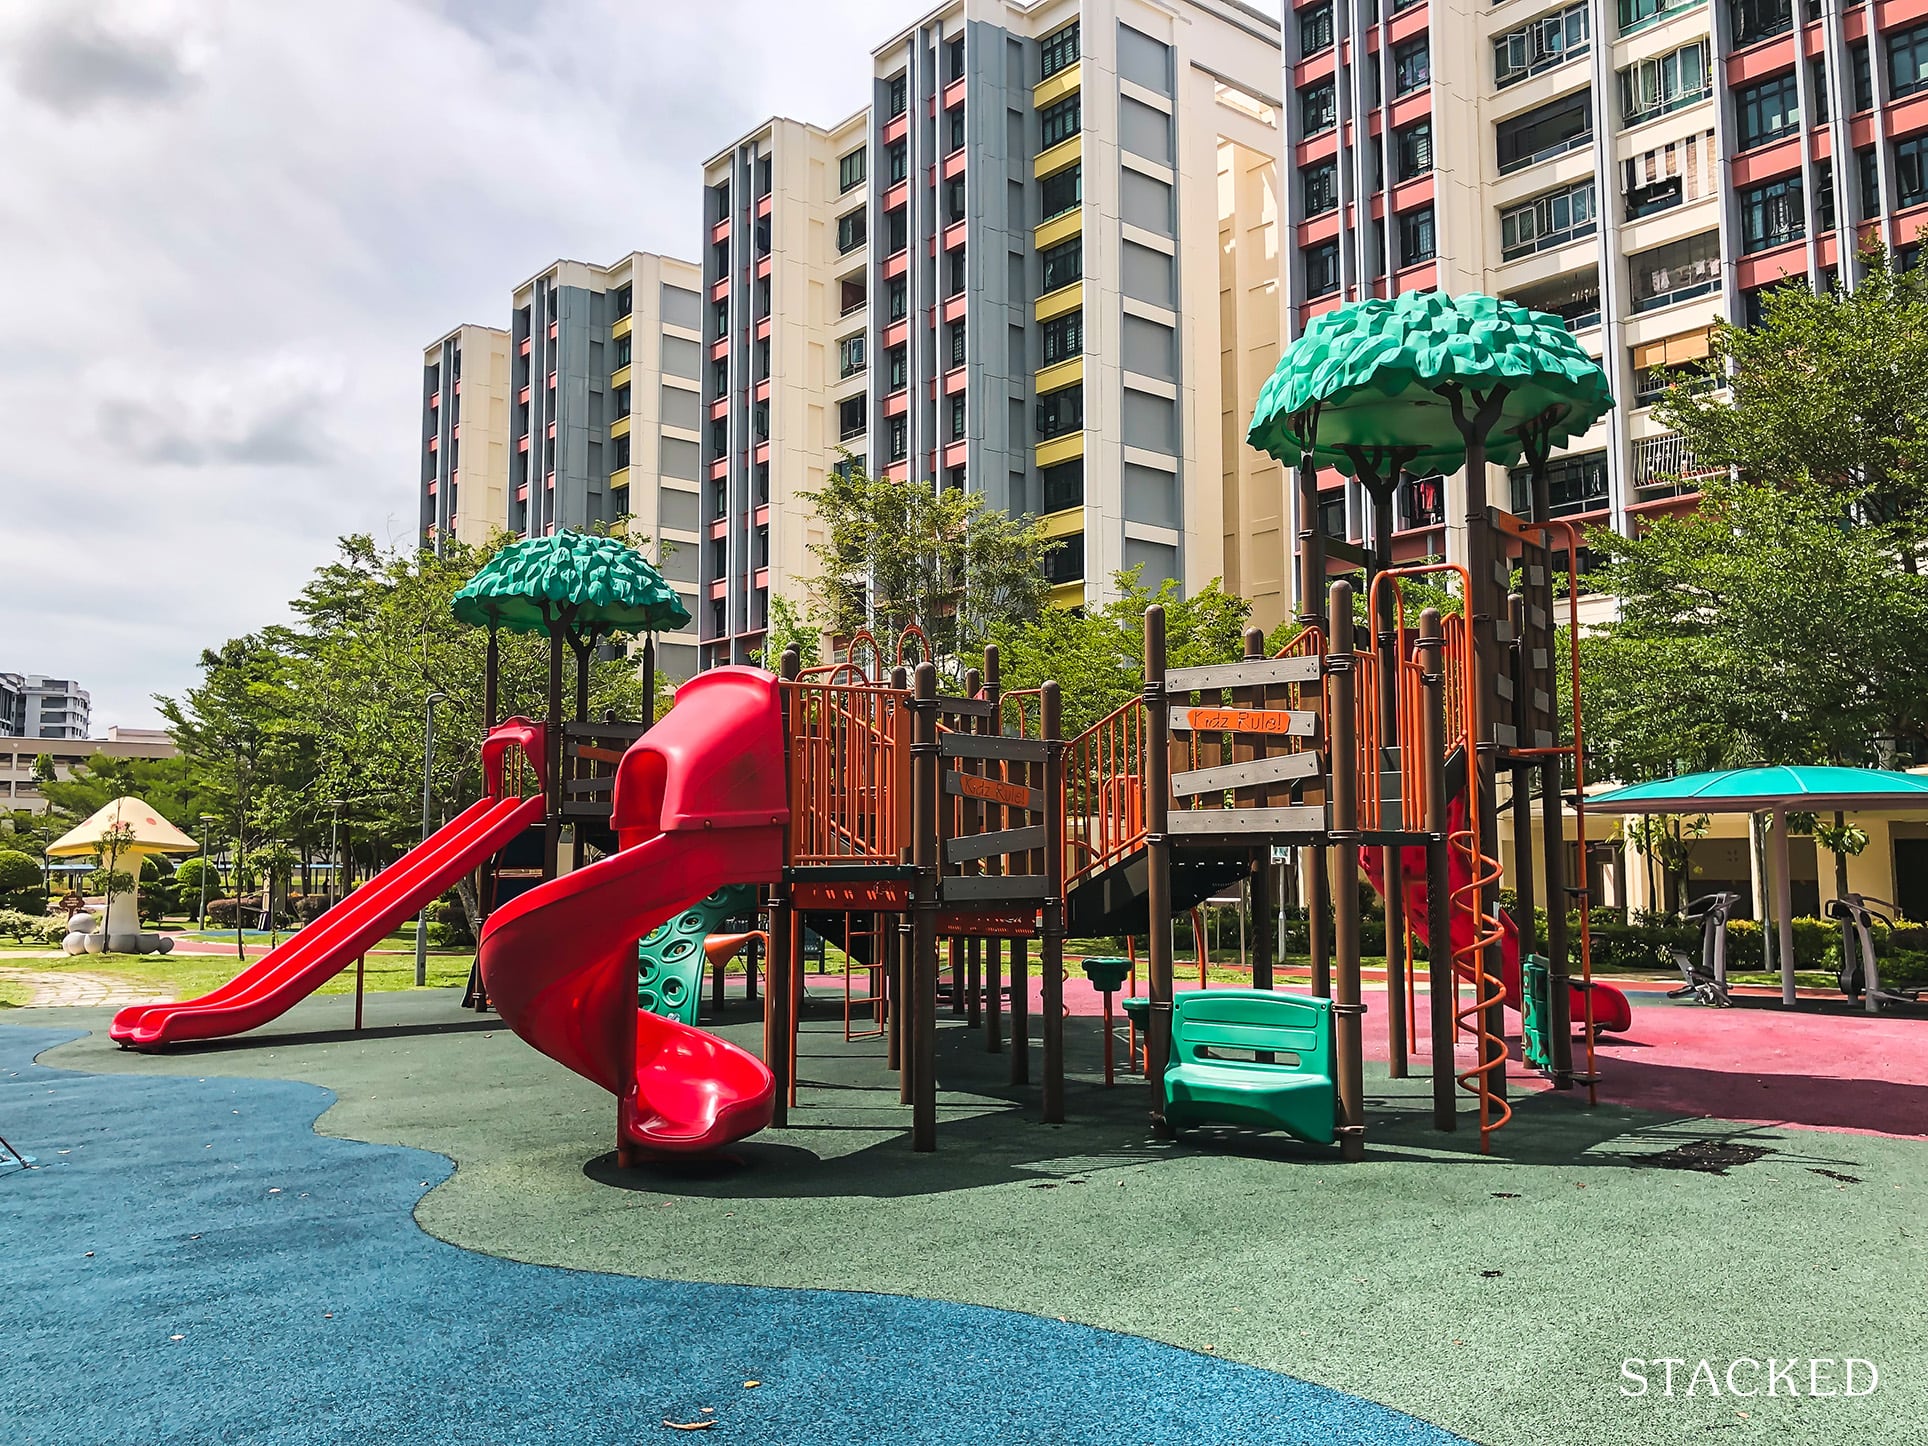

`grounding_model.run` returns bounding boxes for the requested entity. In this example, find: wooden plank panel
[940,734,1050,762]
[1171,750,1322,797]
[1167,805,1325,837]
[932,694,995,717]
[1165,656,1323,692]
[945,824,1047,863]
[941,874,1050,901]
[1168,705,1317,738]
[943,771,1046,812]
